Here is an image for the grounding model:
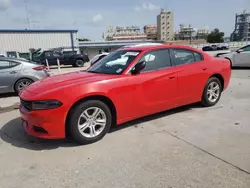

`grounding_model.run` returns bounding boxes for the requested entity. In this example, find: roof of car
[122,44,202,52]
[0,57,32,62]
